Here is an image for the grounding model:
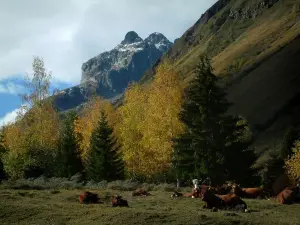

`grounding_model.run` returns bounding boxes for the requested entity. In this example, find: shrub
[107,180,140,191]
[285,140,300,181]
[152,183,177,192]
